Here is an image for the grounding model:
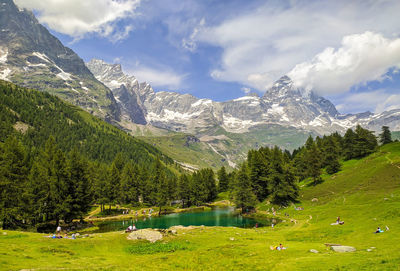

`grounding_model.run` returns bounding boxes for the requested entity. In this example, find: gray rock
[330,246,356,252]
[309,249,319,253]
[127,229,163,243]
